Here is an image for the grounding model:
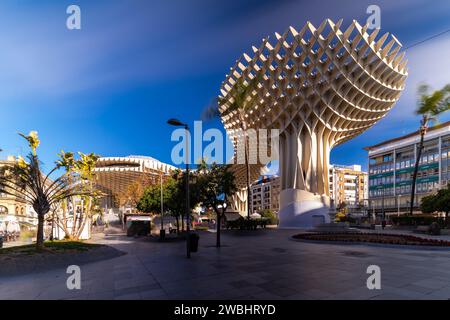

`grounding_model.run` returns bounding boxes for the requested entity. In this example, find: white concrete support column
[278,125,332,228]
